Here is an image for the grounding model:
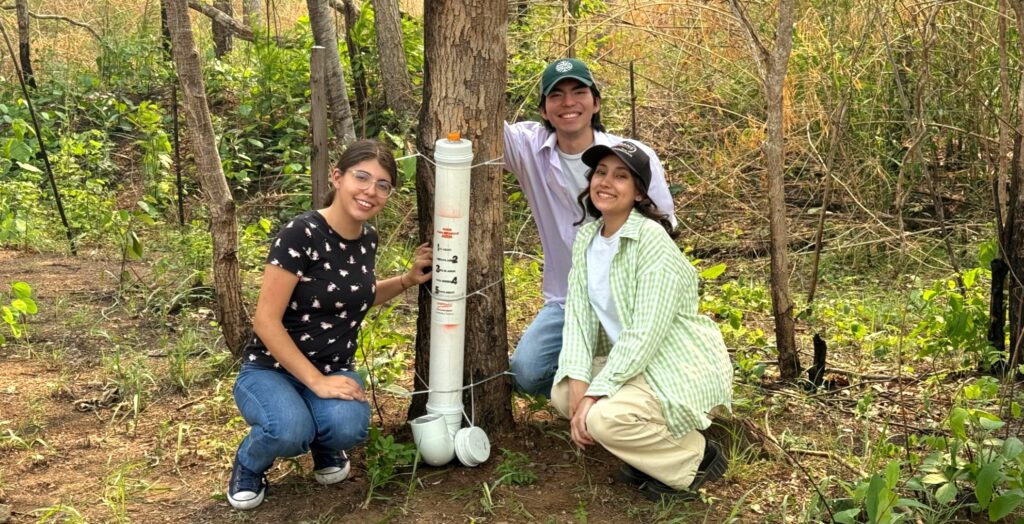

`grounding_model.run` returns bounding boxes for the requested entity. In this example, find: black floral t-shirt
[242,210,378,374]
